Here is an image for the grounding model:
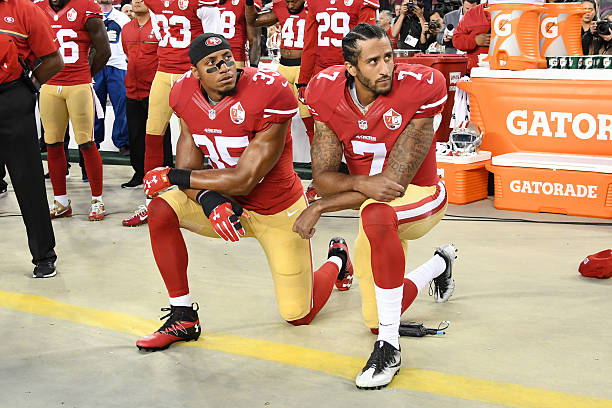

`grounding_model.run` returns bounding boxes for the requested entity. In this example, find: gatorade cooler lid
[437,150,491,164]
[488,0,545,5]
[491,152,612,173]
[471,67,612,80]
